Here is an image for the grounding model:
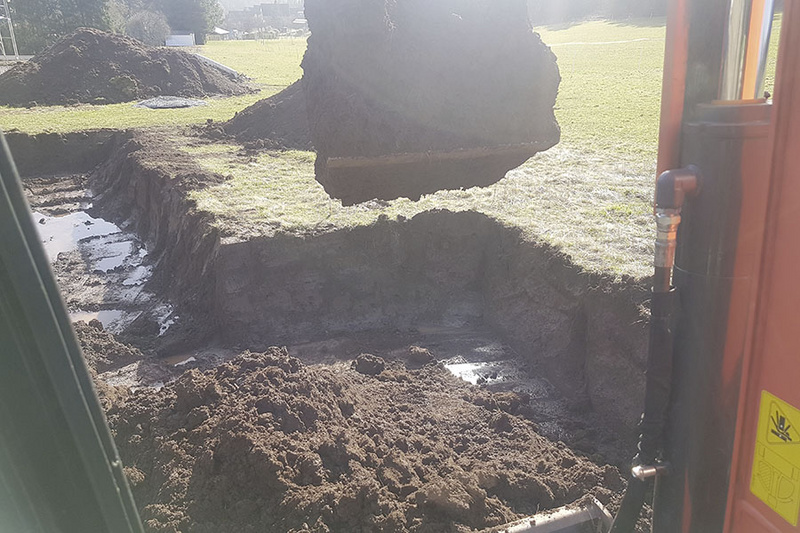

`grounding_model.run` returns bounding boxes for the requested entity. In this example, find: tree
[527,0,666,24]
[9,0,111,53]
[125,9,170,45]
[528,0,595,25]
[600,0,667,18]
[156,0,222,44]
